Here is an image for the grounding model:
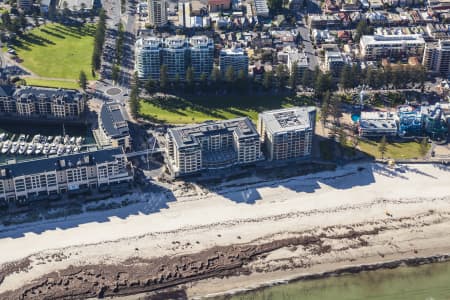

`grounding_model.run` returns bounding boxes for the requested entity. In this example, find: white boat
[0,133,7,142]
[18,142,27,155]
[26,143,35,155]
[73,146,80,153]
[47,136,54,142]
[42,143,50,155]
[1,141,11,154]
[49,144,57,155]
[32,134,40,143]
[63,135,69,144]
[18,134,26,142]
[54,136,62,144]
[57,145,65,155]
[76,137,83,145]
[66,145,73,154]
[35,143,43,155]
[69,137,76,144]
[9,142,19,154]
